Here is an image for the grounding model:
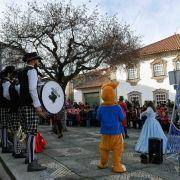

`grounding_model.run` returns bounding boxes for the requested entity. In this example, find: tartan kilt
[8,113,22,132]
[0,108,10,128]
[19,106,39,135]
